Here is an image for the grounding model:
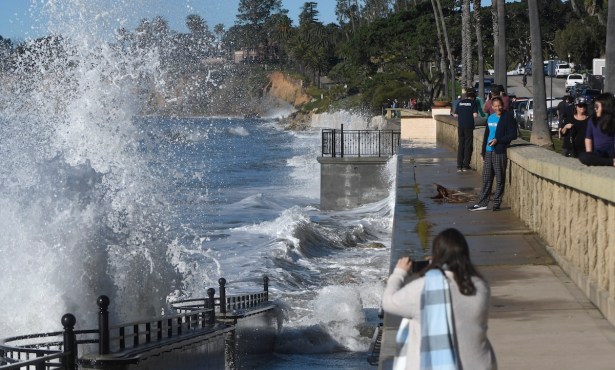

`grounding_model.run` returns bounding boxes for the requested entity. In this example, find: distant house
[232,45,279,64]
